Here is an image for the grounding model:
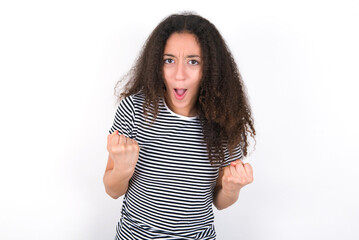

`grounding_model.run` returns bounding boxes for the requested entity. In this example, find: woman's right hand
[106,130,140,174]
